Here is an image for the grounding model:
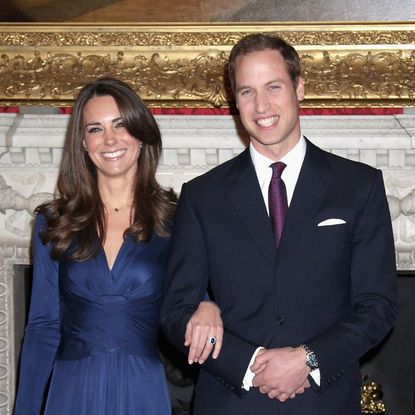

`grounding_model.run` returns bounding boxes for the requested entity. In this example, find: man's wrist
[300,344,319,371]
